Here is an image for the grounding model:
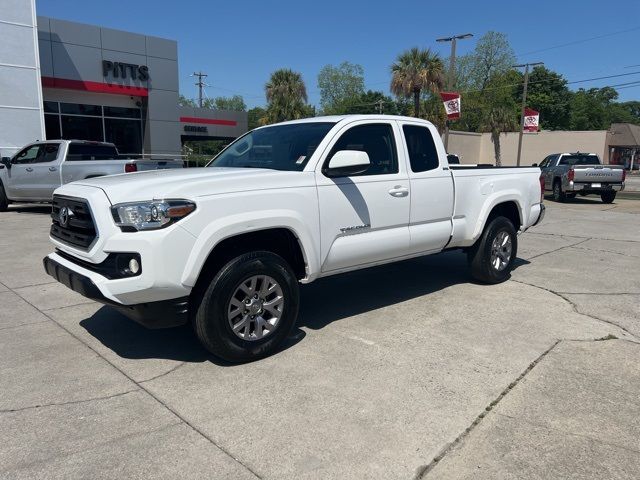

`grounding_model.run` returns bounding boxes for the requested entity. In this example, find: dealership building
[0,0,247,157]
